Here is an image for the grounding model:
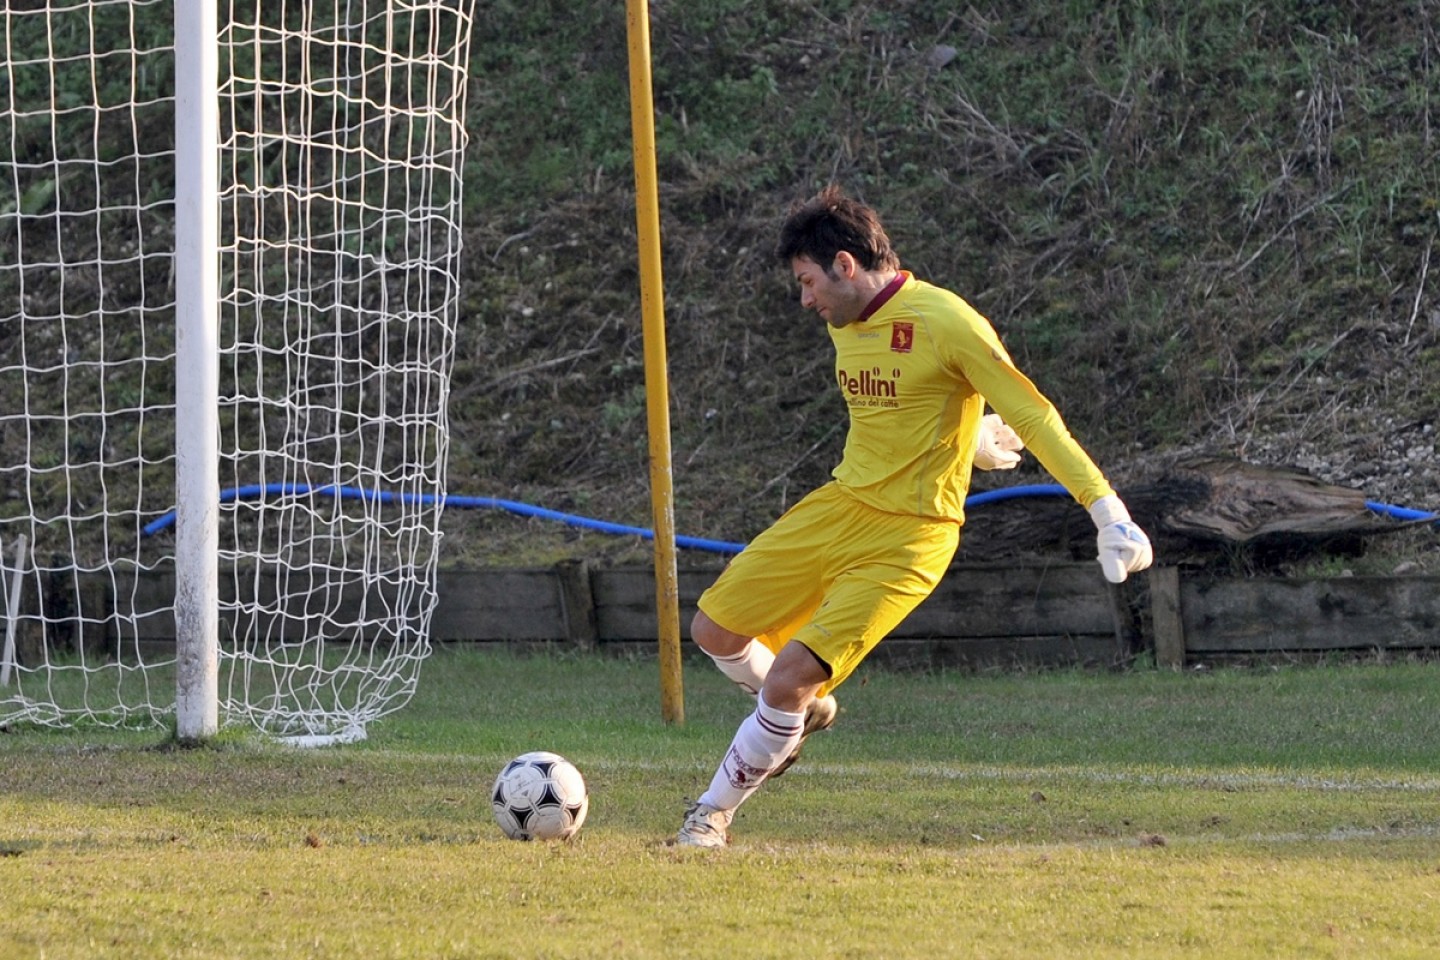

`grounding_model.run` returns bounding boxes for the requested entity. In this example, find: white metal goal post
[0,0,474,742]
